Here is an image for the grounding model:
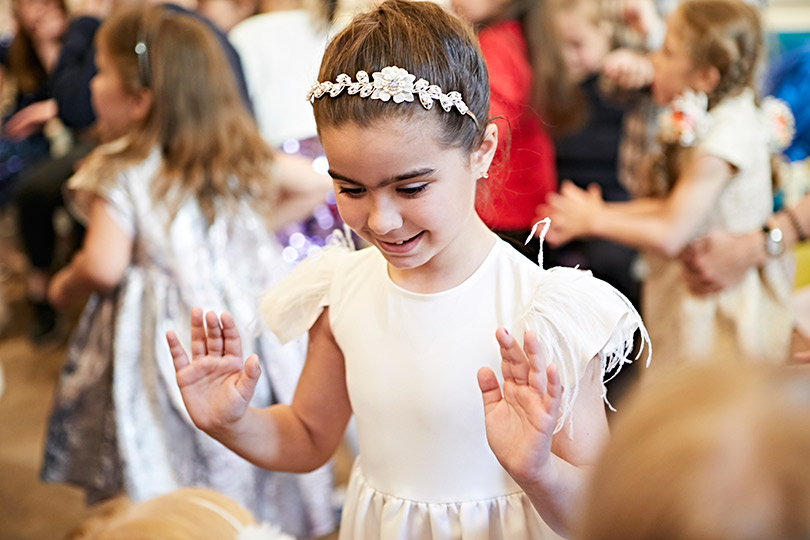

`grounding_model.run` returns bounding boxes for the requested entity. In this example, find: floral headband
[306,66,479,125]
